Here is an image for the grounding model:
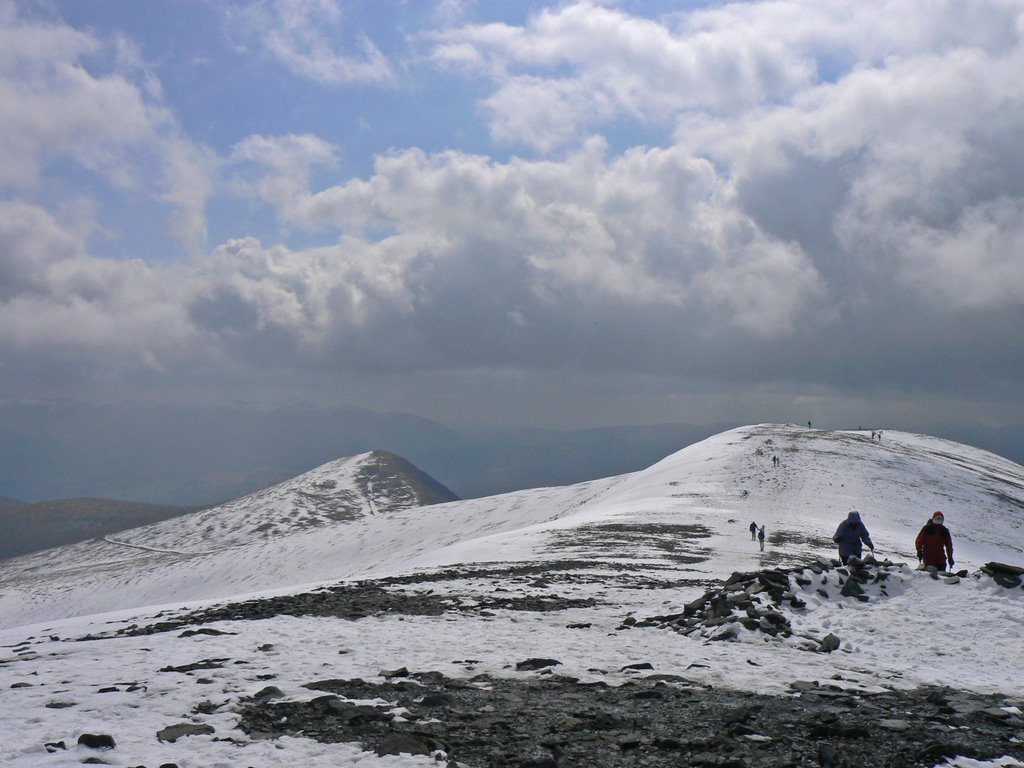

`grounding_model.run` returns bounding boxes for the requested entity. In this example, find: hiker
[758,525,766,551]
[915,511,954,571]
[772,455,779,467]
[749,521,758,540]
[832,511,875,565]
